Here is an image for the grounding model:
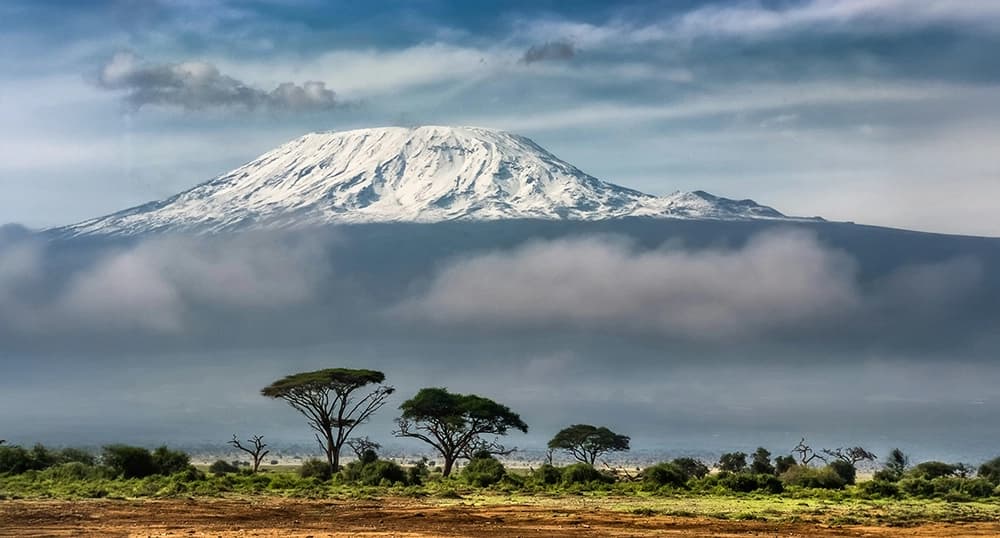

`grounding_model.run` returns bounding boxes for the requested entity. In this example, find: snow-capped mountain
[57,126,799,236]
